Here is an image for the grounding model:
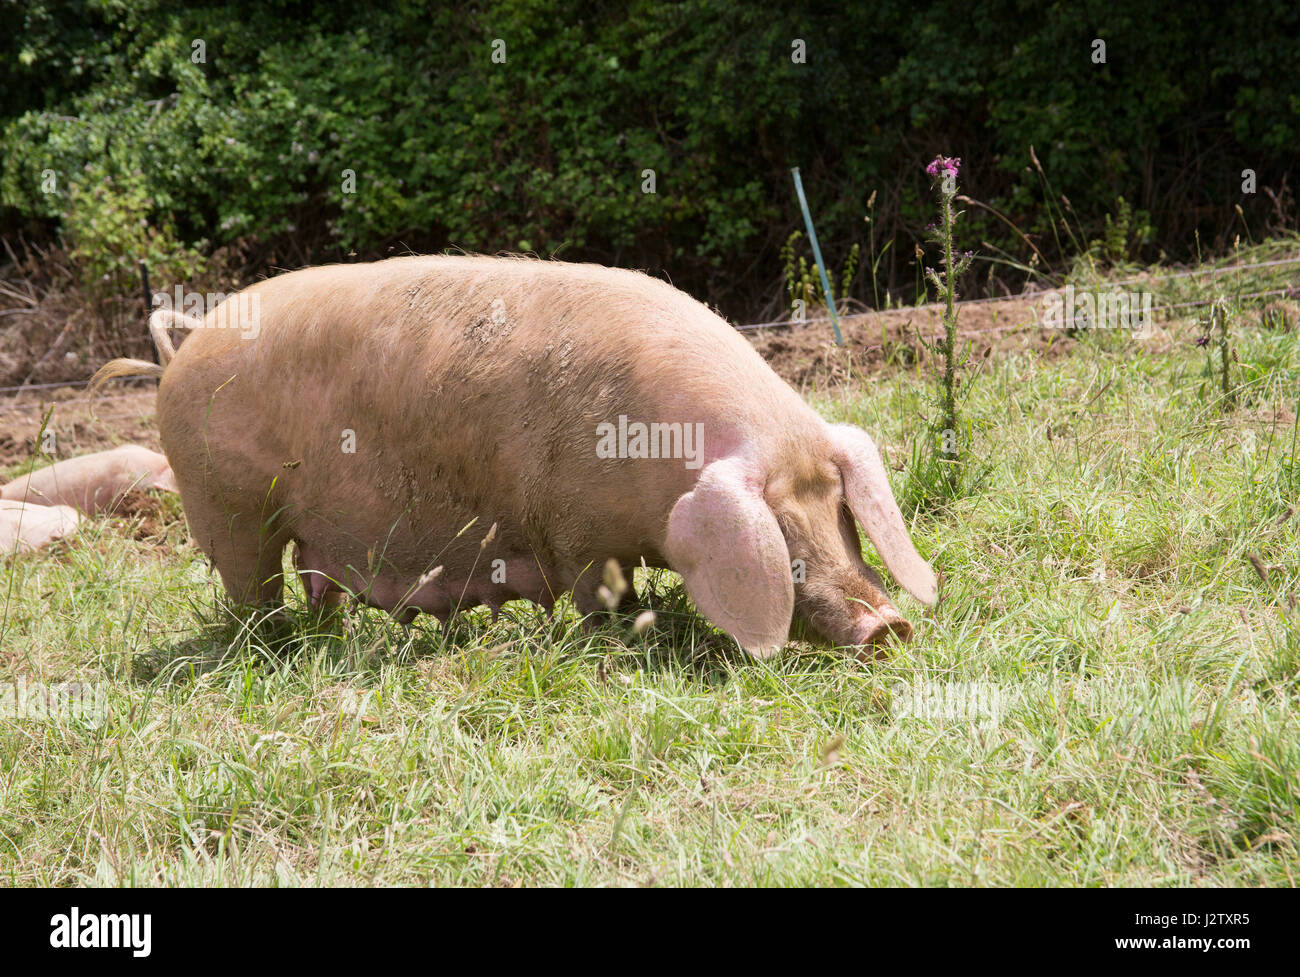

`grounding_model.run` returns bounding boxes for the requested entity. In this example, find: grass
[1,286,1298,887]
